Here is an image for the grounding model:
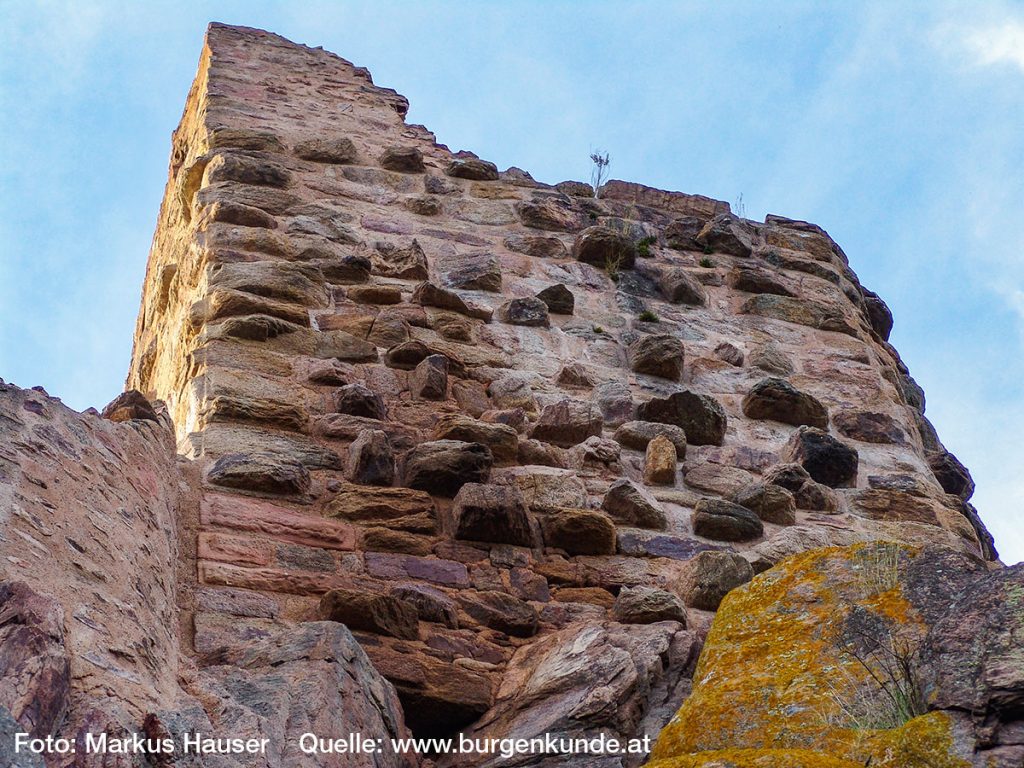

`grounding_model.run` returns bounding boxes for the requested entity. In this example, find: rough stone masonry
[0,21,1009,768]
